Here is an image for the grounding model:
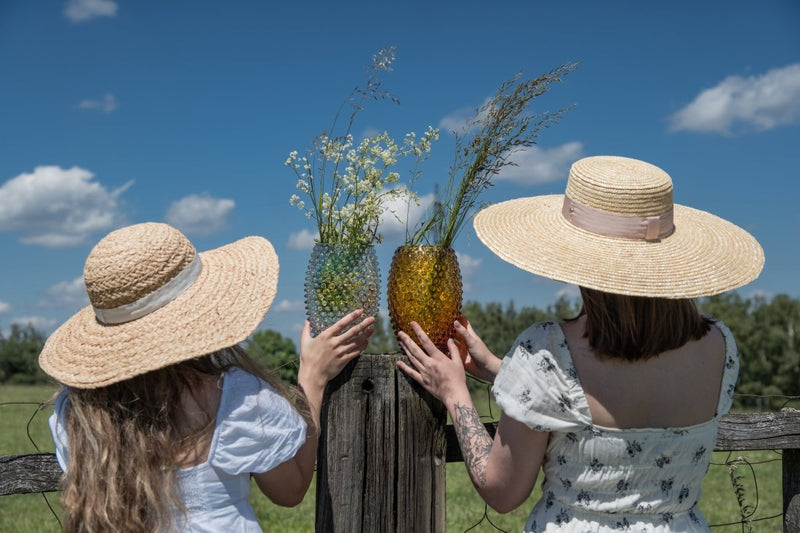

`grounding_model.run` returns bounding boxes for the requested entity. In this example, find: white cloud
[274,299,304,313]
[165,194,235,237]
[746,289,773,301]
[9,316,58,332]
[78,93,118,113]
[439,96,582,186]
[669,63,800,135]
[379,189,435,239]
[438,106,475,135]
[555,284,581,302]
[360,126,381,139]
[64,0,118,22]
[455,251,482,292]
[287,229,318,251]
[285,183,436,250]
[0,166,130,247]
[438,98,491,135]
[455,252,481,281]
[495,142,583,185]
[40,277,88,309]
[0,301,11,314]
